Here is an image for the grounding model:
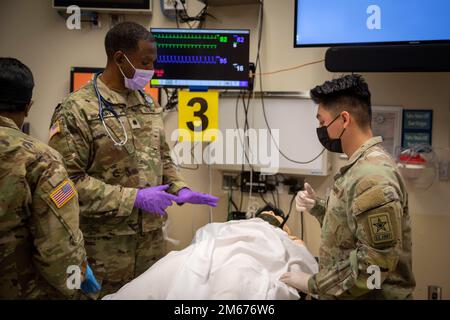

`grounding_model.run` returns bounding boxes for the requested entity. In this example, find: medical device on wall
[396,145,439,189]
[53,0,153,14]
[150,28,250,89]
[216,92,330,176]
[160,0,185,18]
